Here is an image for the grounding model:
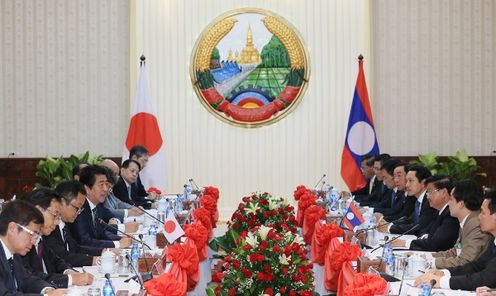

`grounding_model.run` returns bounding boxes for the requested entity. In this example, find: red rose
[232,260,241,269]
[280,287,287,293]
[241,268,252,278]
[263,265,272,273]
[229,287,235,296]
[281,267,289,275]
[289,291,297,296]
[272,245,281,253]
[264,288,273,295]
[259,240,268,251]
[242,244,251,251]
